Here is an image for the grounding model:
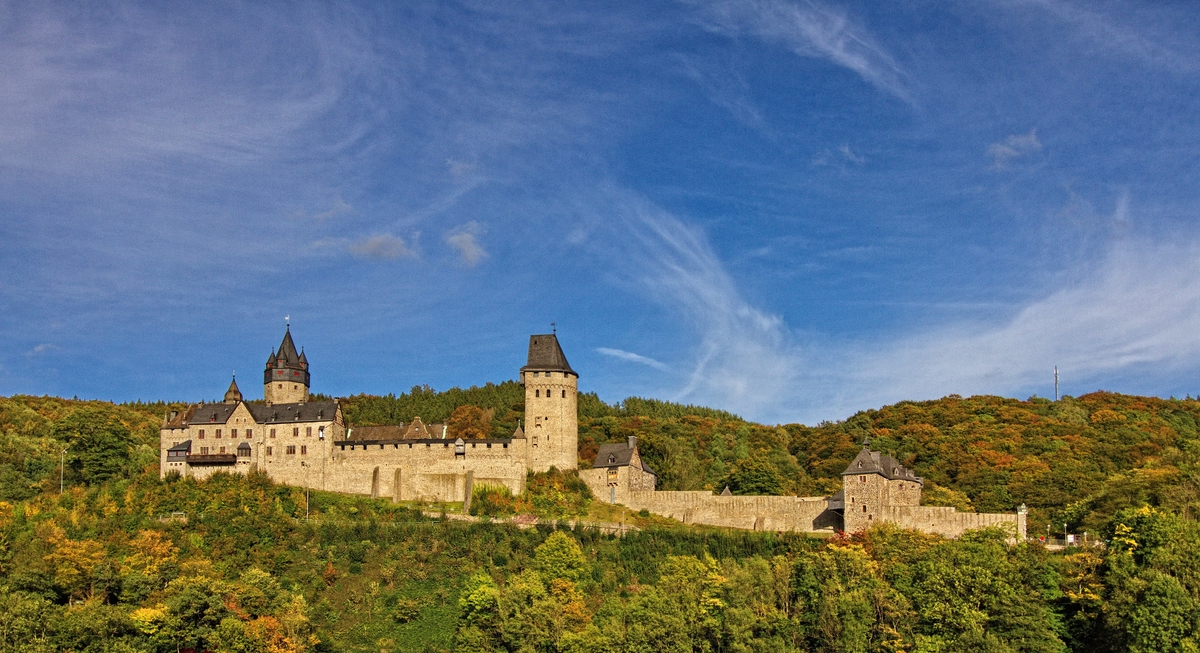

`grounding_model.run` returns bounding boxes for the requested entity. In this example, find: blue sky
[4,0,1200,425]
